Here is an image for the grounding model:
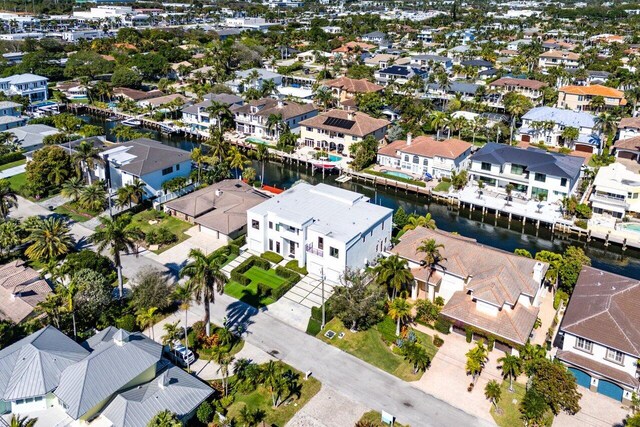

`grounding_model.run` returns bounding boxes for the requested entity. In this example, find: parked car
[166,342,196,367]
